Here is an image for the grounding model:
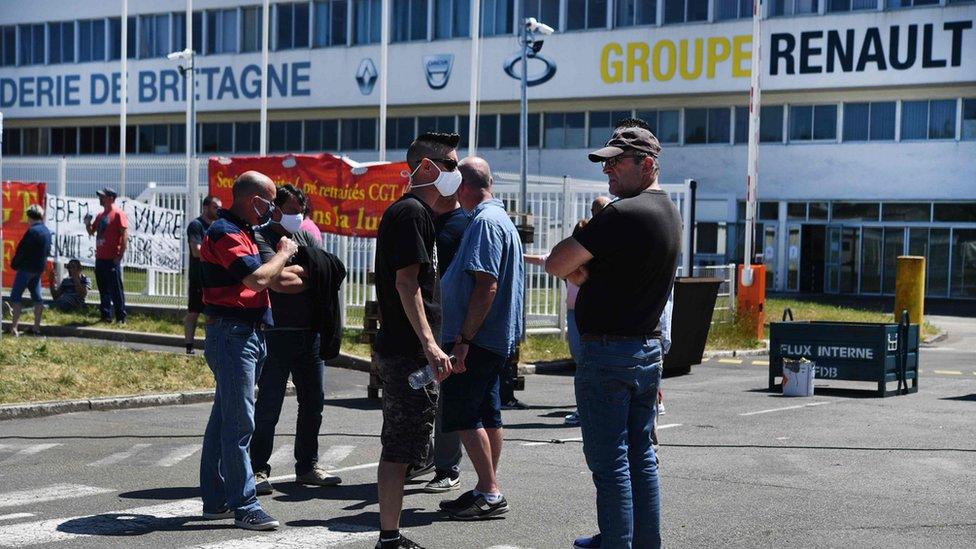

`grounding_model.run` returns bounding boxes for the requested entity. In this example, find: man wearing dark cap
[545,118,681,549]
[84,187,128,323]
